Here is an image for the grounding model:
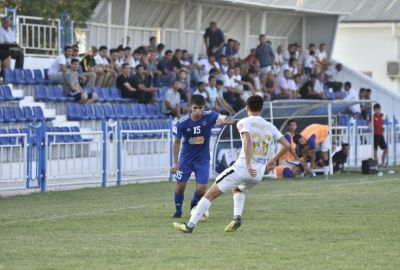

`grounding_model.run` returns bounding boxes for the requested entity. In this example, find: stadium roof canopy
[88,0,342,60]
